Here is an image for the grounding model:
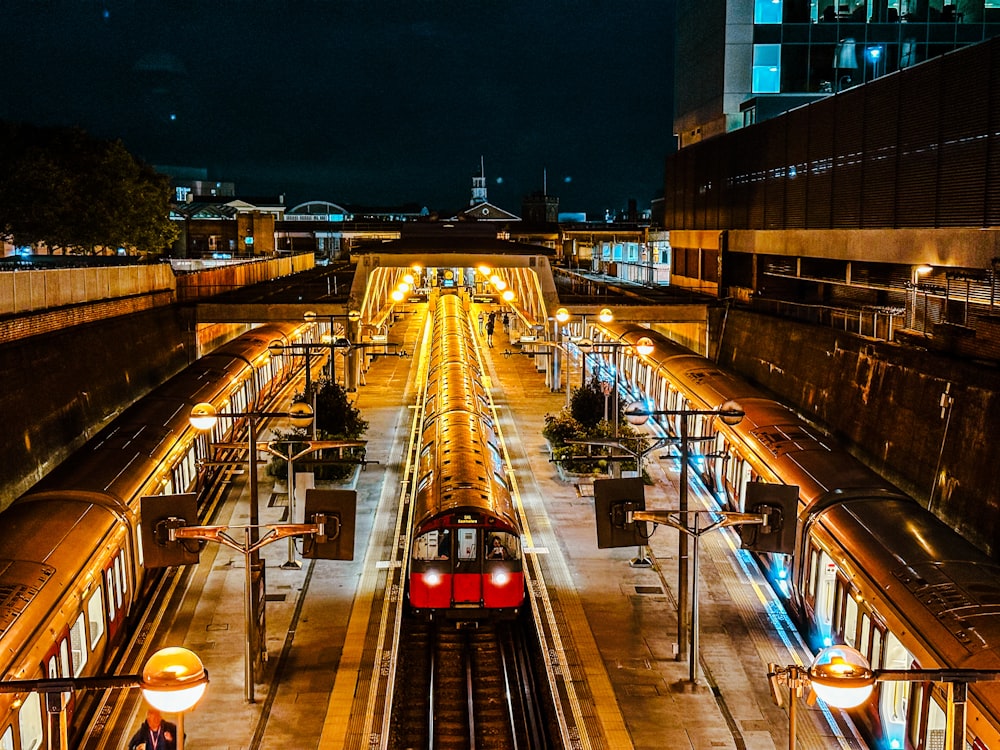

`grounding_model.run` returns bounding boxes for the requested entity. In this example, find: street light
[768,645,1000,750]
[141,647,209,750]
[0,647,207,750]
[624,399,744,676]
[189,401,313,703]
